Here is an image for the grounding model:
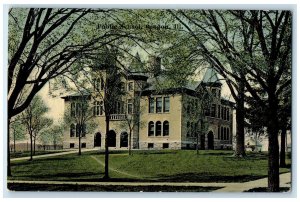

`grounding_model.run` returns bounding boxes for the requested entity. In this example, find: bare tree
[20,95,52,160]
